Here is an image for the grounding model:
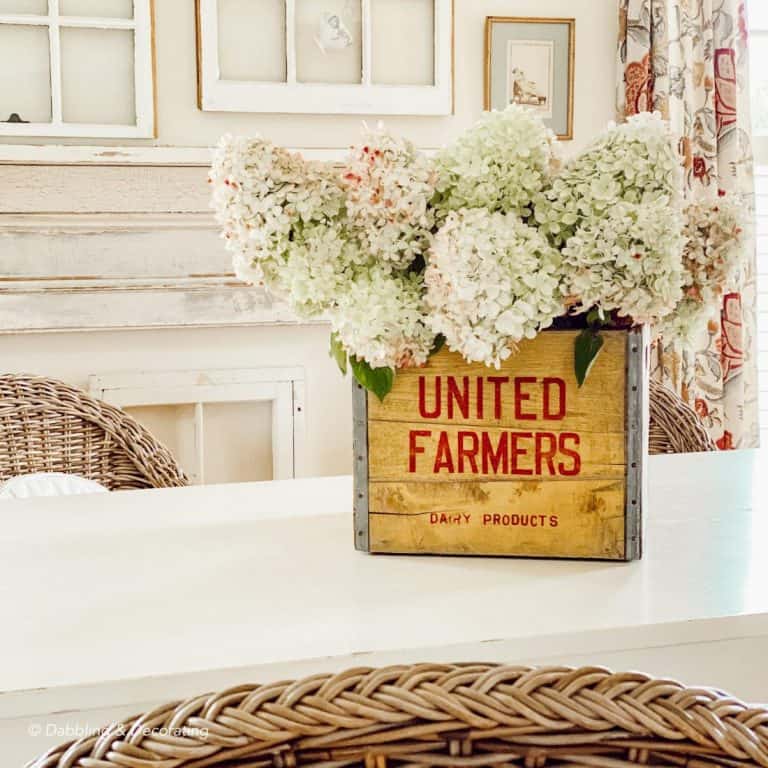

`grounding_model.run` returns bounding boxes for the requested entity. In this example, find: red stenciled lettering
[535,432,558,475]
[408,430,431,473]
[447,377,470,419]
[433,431,455,473]
[549,515,559,527]
[457,431,479,474]
[558,433,581,476]
[509,432,534,475]
[481,432,508,474]
[514,377,537,420]
[418,376,441,419]
[543,377,566,420]
[487,376,509,419]
[476,377,484,420]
